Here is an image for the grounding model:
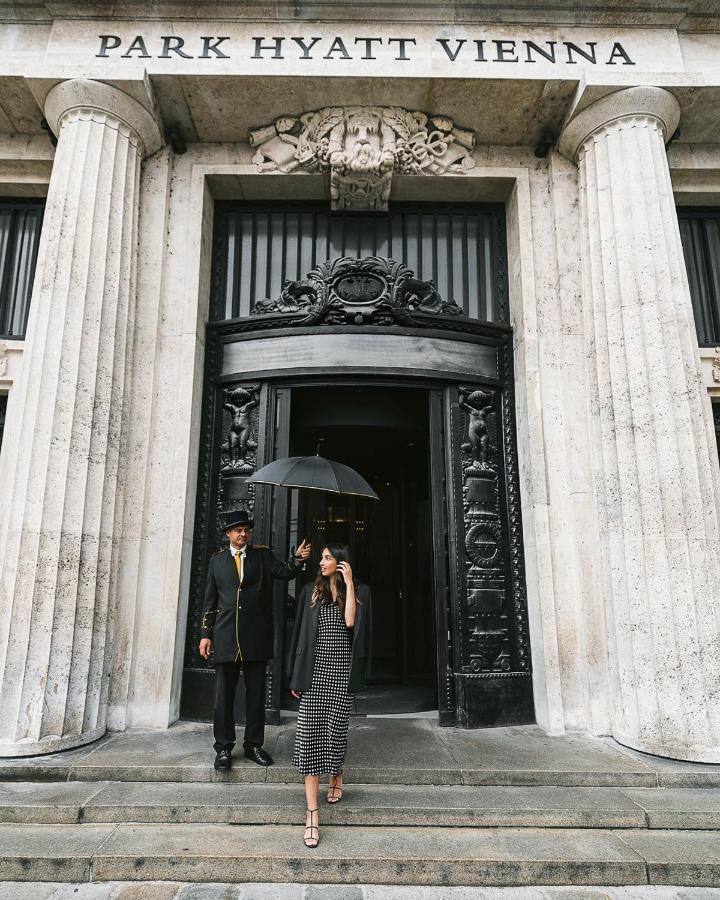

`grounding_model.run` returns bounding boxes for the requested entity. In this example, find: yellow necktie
[235,550,243,585]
